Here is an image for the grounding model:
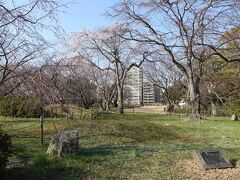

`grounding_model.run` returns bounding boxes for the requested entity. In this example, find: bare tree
[0,0,69,95]
[63,56,98,109]
[91,68,116,111]
[109,0,240,118]
[40,60,74,117]
[72,25,147,114]
[145,61,185,112]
